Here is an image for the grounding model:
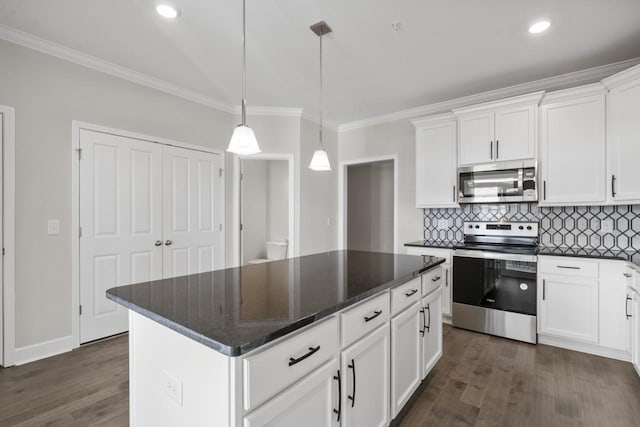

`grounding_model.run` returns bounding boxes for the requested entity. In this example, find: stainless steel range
[452,221,538,343]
